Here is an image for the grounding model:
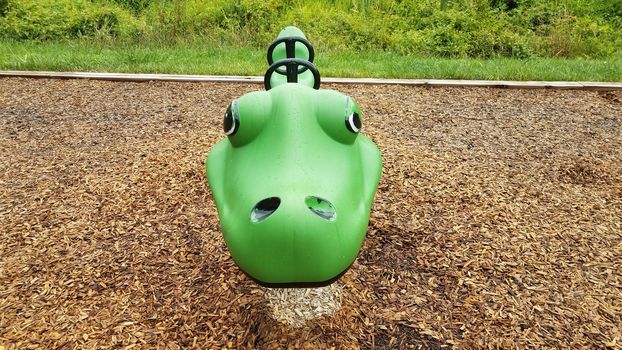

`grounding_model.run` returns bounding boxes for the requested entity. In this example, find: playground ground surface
[0,78,620,349]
